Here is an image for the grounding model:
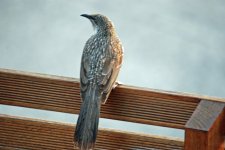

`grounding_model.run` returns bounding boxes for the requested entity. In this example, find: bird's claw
[113,81,123,89]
